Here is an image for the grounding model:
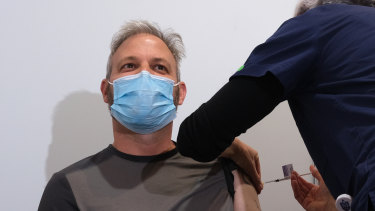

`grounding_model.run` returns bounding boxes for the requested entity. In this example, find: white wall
[0,0,313,210]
